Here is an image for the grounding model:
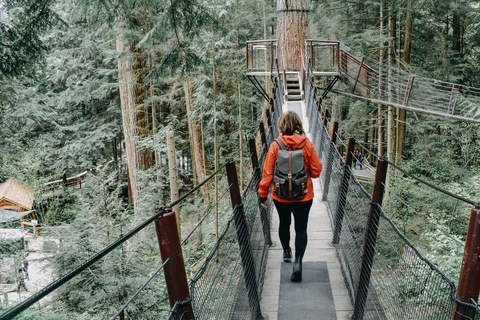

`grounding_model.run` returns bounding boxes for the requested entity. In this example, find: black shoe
[291,260,302,282]
[283,249,292,263]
